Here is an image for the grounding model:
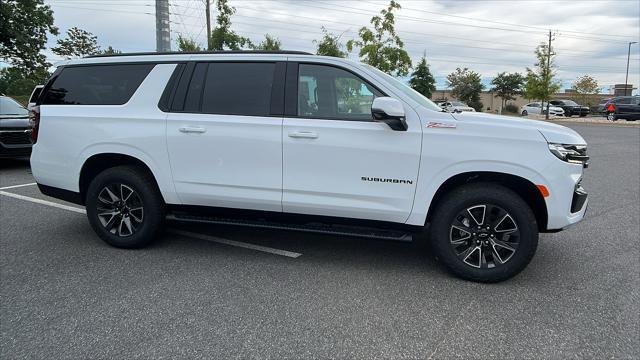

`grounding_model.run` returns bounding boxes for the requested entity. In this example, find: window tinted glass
[29,87,43,103]
[0,97,28,115]
[298,64,382,120]
[42,64,154,105]
[616,97,632,104]
[184,63,207,112]
[201,62,275,116]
